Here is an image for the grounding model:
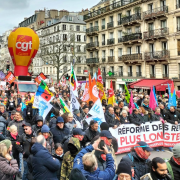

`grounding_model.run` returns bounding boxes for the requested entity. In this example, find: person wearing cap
[141,157,172,180]
[82,120,99,147]
[39,124,54,154]
[49,108,60,129]
[32,116,44,134]
[167,144,180,180]
[18,122,36,180]
[8,111,25,135]
[51,116,70,144]
[122,141,152,180]
[73,109,82,122]
[7,110,16,125]
[63,128,85,154]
